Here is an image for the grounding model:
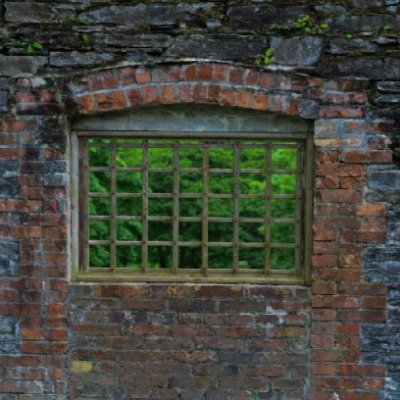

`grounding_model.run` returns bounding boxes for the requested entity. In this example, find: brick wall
[0,1,399,399]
